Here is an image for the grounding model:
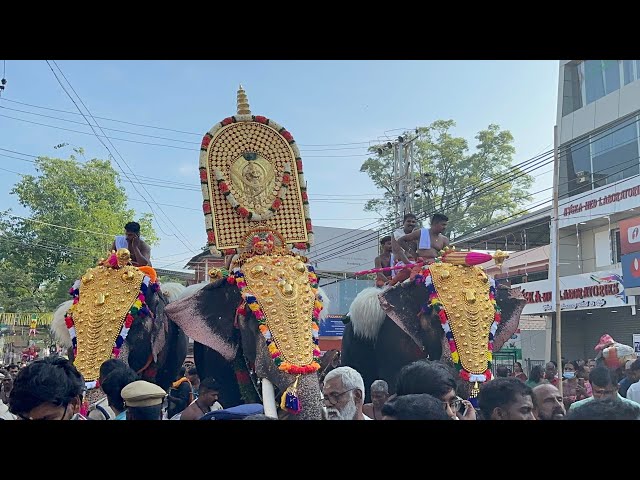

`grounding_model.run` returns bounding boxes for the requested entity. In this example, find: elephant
[51,281,188,391]
[341,277,526,403]
[164,279,331,420]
